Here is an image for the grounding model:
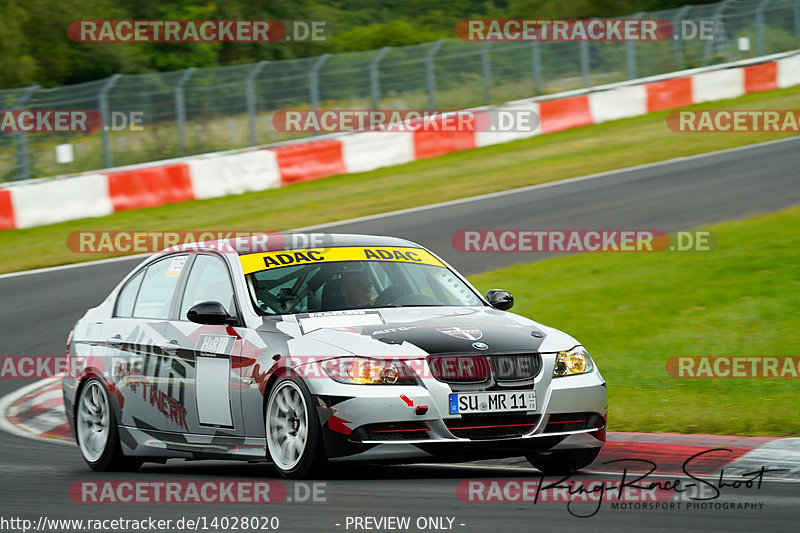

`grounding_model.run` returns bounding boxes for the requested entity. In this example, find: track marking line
[0,378,74,446]
[416,462,800,483]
